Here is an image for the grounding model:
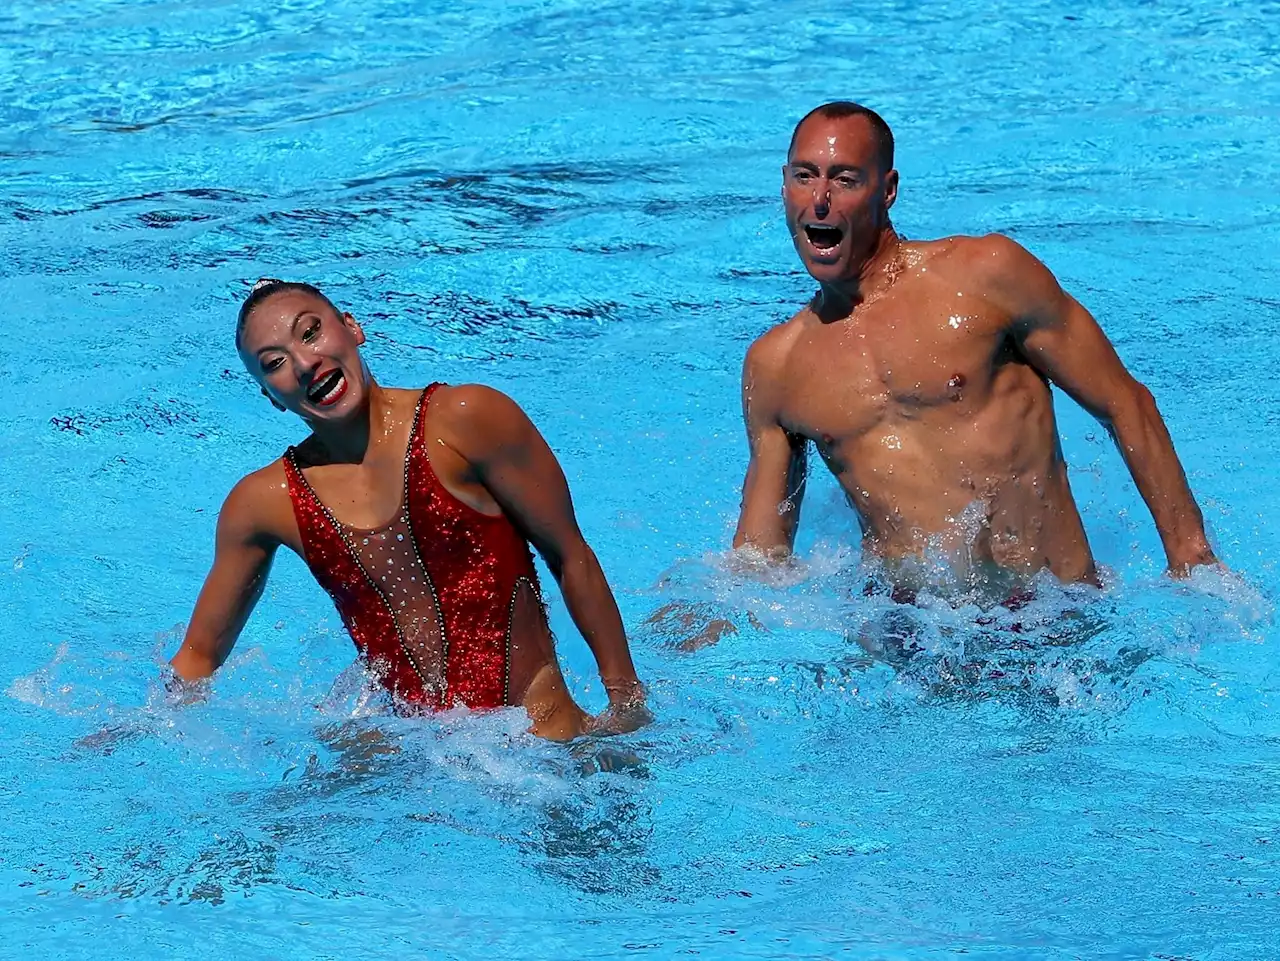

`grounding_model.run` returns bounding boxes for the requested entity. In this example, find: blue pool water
[3,0,1280,956]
